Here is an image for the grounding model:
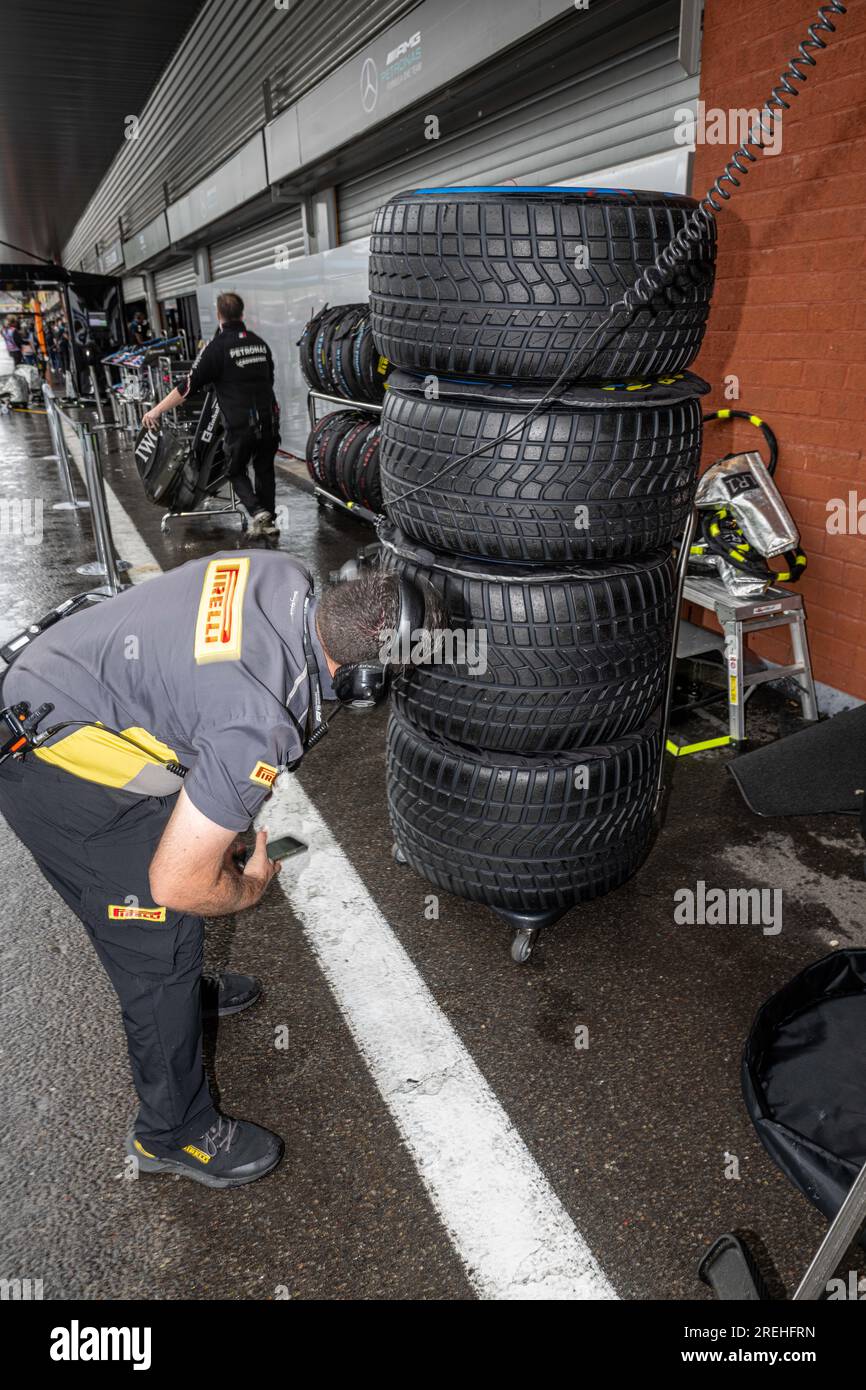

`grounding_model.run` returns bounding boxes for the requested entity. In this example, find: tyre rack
[159,388,248,535]
[160,484,248,535]
[306,388,383,527]
[101,336,187,437]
